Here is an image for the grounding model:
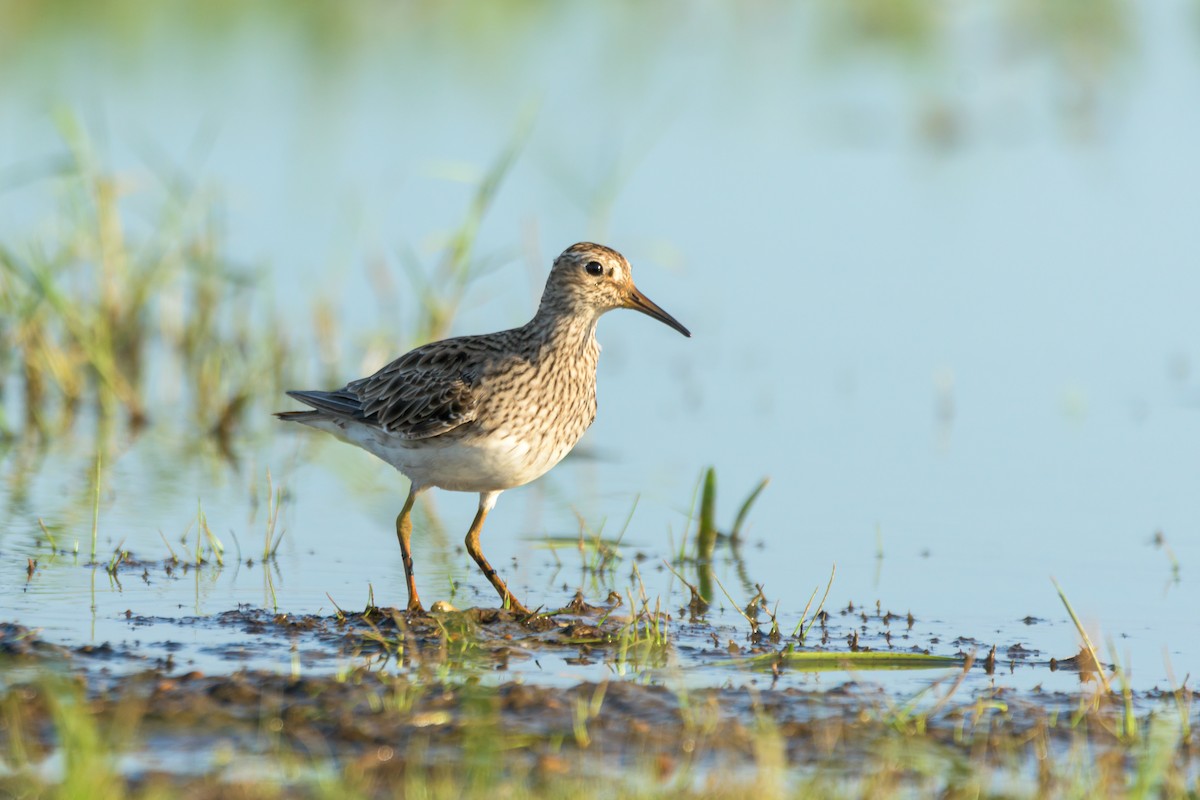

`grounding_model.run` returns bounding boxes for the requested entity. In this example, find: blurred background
[0,0,1197,687]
